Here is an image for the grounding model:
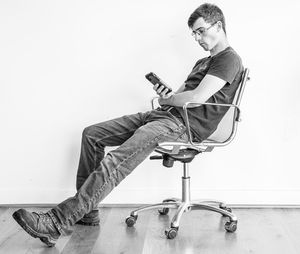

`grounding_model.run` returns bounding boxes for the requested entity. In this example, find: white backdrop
[1,0,299,205]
